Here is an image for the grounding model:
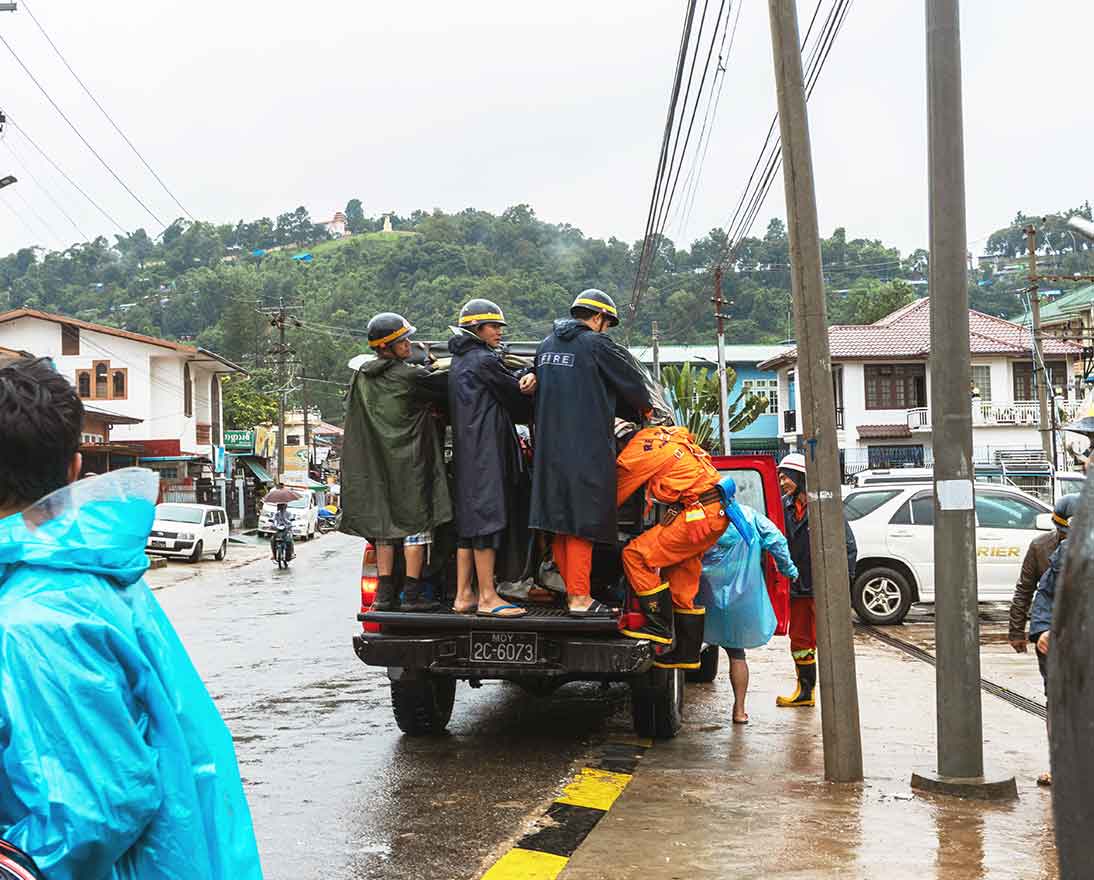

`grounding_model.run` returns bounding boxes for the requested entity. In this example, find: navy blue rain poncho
[0,469,262,880]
